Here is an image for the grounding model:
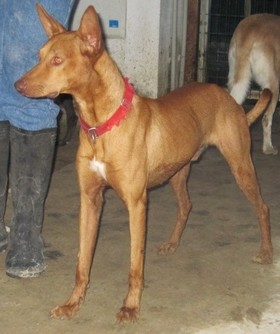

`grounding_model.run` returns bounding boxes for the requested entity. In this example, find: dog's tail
[246,89,272,126]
